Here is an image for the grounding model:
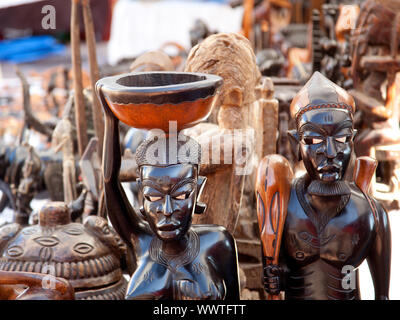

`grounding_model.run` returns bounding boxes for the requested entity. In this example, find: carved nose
[163,195,173,216]
[325,137,337,158]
